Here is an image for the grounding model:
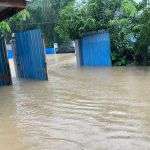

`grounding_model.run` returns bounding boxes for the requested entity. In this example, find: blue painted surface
[0,37,12,86]
[7,50,13,59]
[14,29,48,80]
[80,31,112,66]
[45,48,55,54]
[7,48,55,59]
